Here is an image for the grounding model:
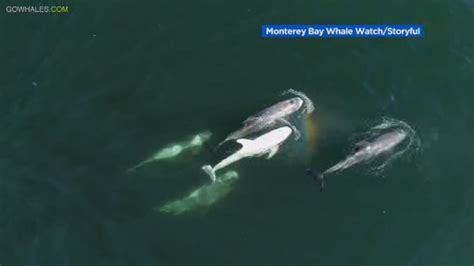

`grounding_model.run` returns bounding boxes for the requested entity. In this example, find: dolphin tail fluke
[214,137,233,152]
[127,159,150,173]
[317,174,325,191]
[202,165,217,182]
[214,141,226,151]
[306,168,325,191]
[203,142,219,160]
